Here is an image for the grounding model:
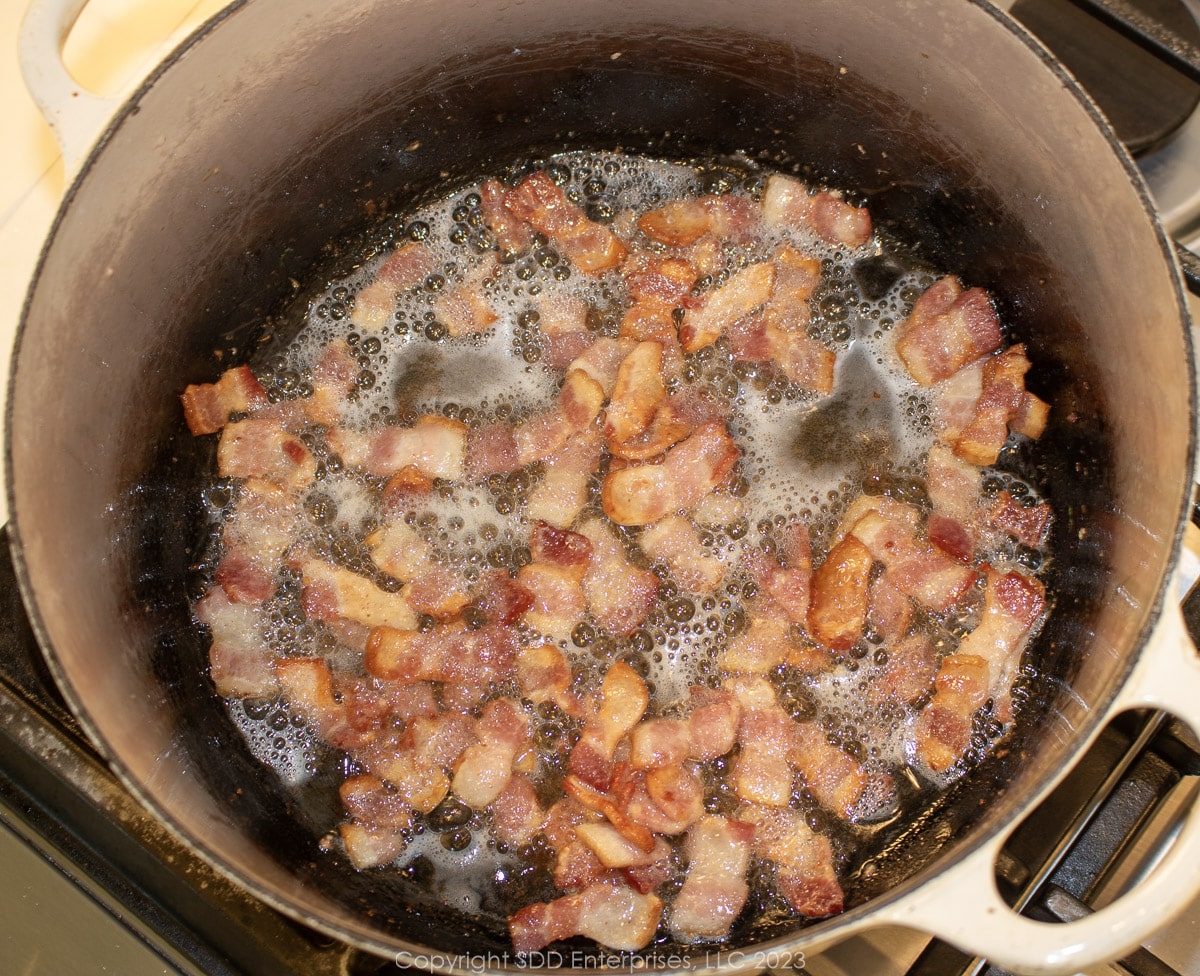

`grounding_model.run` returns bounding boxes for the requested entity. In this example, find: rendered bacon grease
[182,152,1052,954]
